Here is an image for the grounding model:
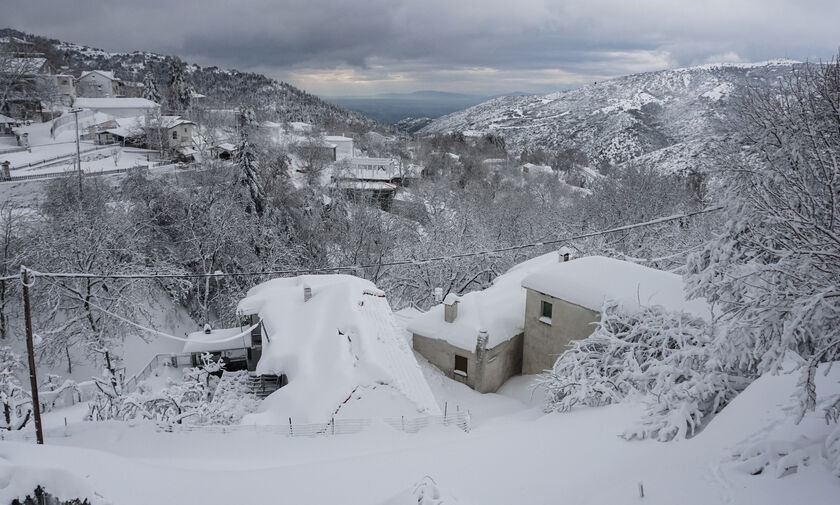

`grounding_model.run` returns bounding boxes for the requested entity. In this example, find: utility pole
[21,266,44,445]
[70,107,83,197]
